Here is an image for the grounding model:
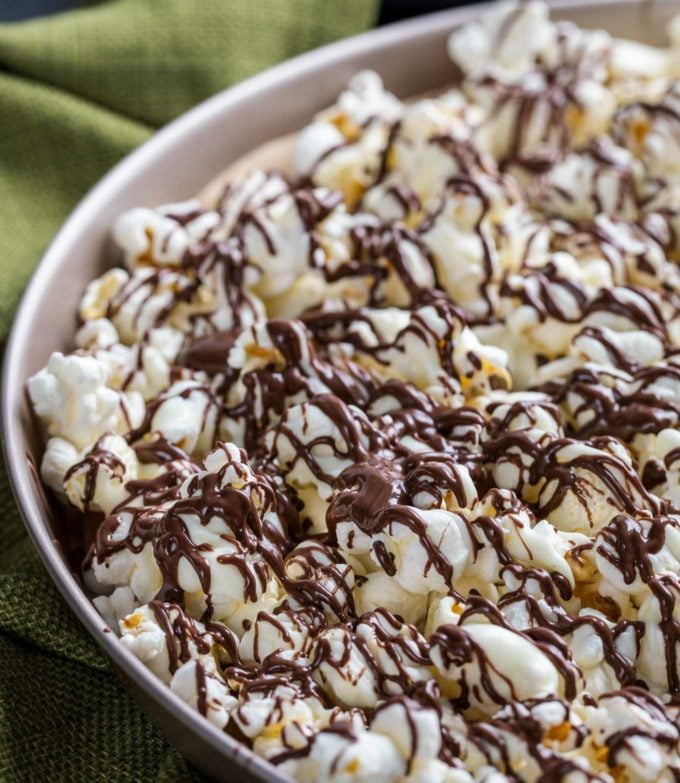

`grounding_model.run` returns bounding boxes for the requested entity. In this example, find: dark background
[0,0,468,24]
